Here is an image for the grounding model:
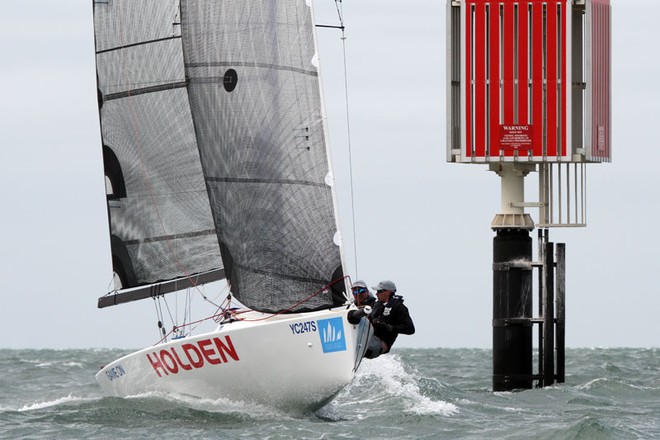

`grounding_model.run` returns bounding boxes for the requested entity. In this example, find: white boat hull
[96,307,370,410]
